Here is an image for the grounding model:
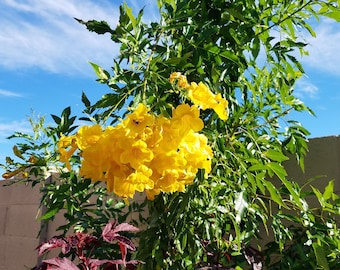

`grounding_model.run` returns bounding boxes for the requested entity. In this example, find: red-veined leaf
[37,237,67,256]
[114,223,139,234]
[42,258,79,270]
